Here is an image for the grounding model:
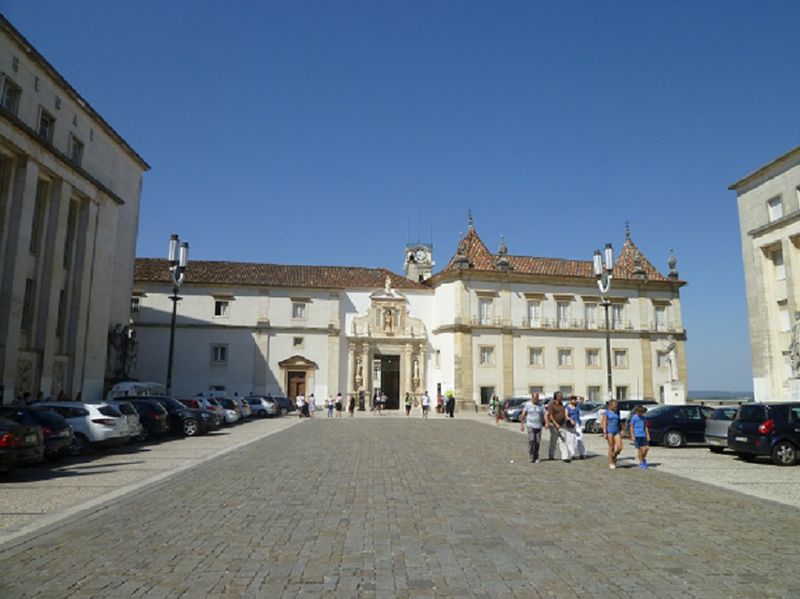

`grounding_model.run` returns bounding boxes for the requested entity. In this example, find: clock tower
[404,243,434,282]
